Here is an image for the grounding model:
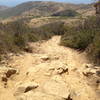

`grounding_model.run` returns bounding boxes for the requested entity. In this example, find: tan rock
[83,68,97,77]
[17,91,63,100]
[43,76,70,99]
[6,69,17,78]
[40,55,50,61]
[2,76,8,82]
[55,65,68,75]
[0,67,19,79]
[14,82,39,96]
[84,64,94,68]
